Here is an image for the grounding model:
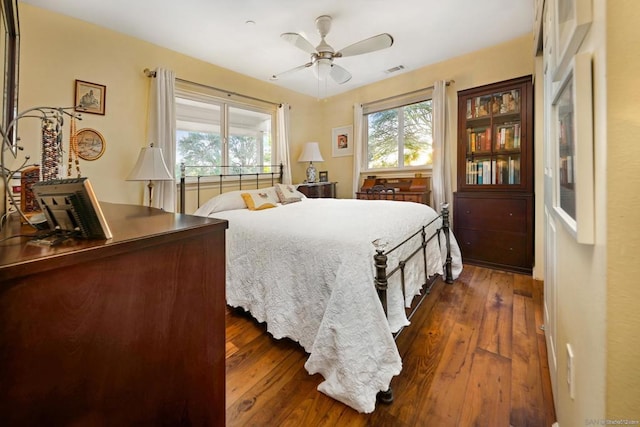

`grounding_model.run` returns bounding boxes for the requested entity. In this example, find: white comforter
[205,198,462,413]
